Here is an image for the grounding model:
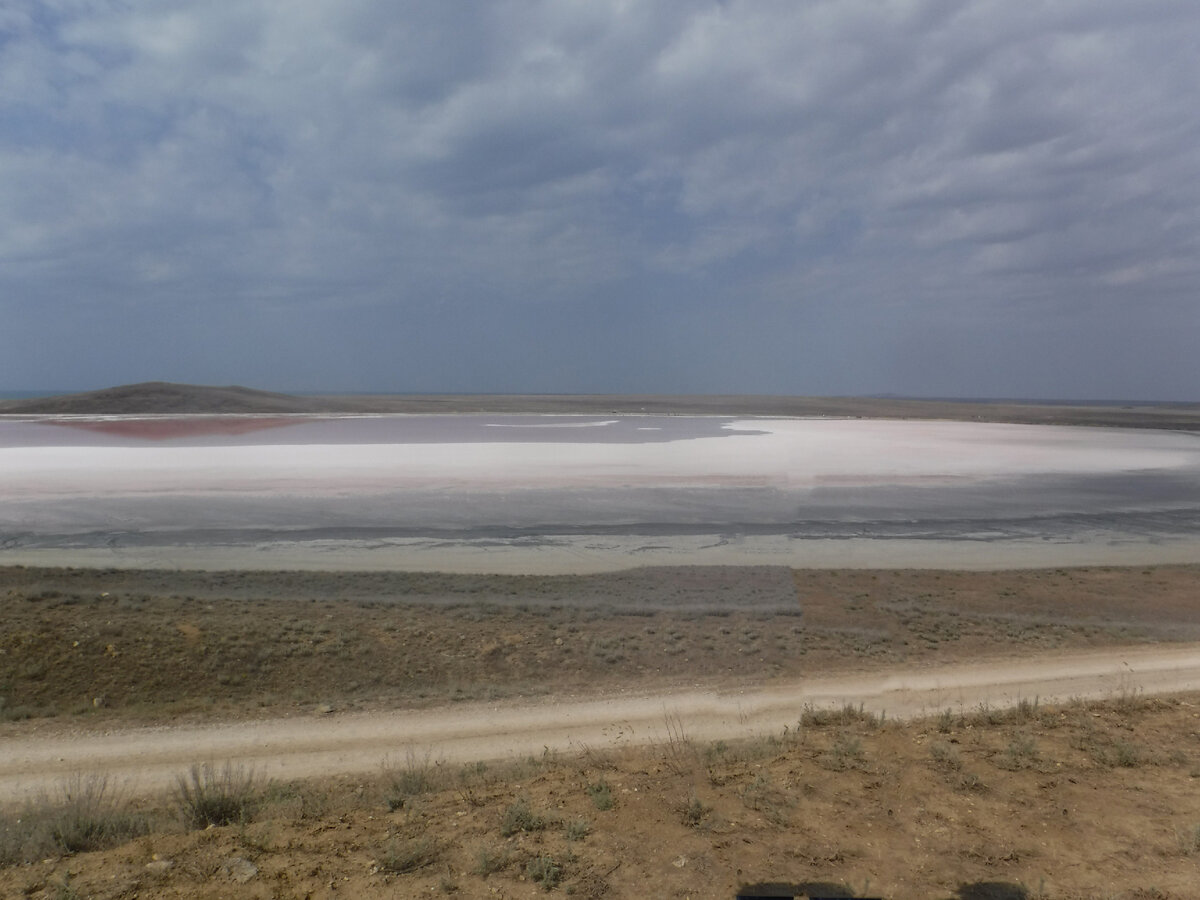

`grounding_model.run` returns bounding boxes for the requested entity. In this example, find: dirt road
[4,643,1199,806]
